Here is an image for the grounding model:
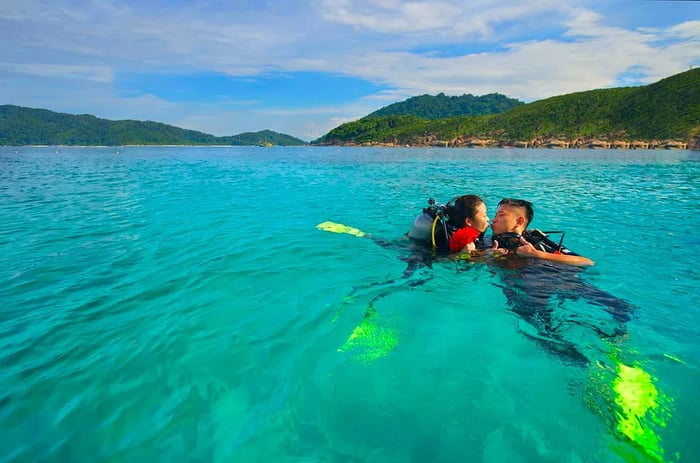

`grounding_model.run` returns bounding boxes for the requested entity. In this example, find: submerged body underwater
[1,146,696,462]
[320,200,674,462]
